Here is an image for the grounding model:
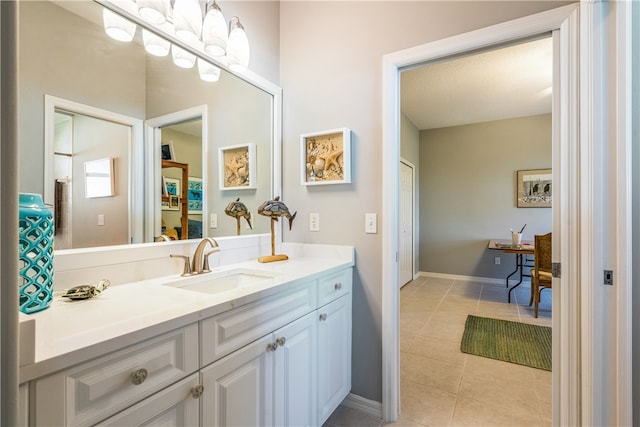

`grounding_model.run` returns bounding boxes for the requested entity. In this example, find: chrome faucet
[191,237,220,274]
